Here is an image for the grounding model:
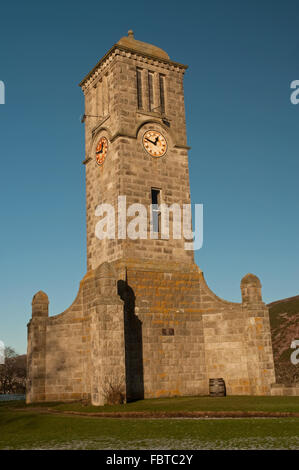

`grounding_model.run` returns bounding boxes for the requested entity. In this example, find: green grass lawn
[1,397,298,449]
[0,409,299,450]
[5,395,299,414]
